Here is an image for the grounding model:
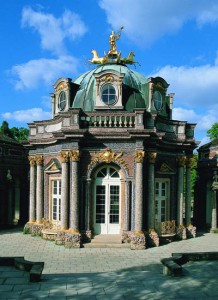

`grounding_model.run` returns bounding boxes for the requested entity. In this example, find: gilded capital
[70,150,80,162]
[177,156,186,167]
[134,150,144,163]
[186,156,194,168]
[60,151,69,163]
[35,155,43,165]
[147,152,157,164]
[28,155,36,166]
